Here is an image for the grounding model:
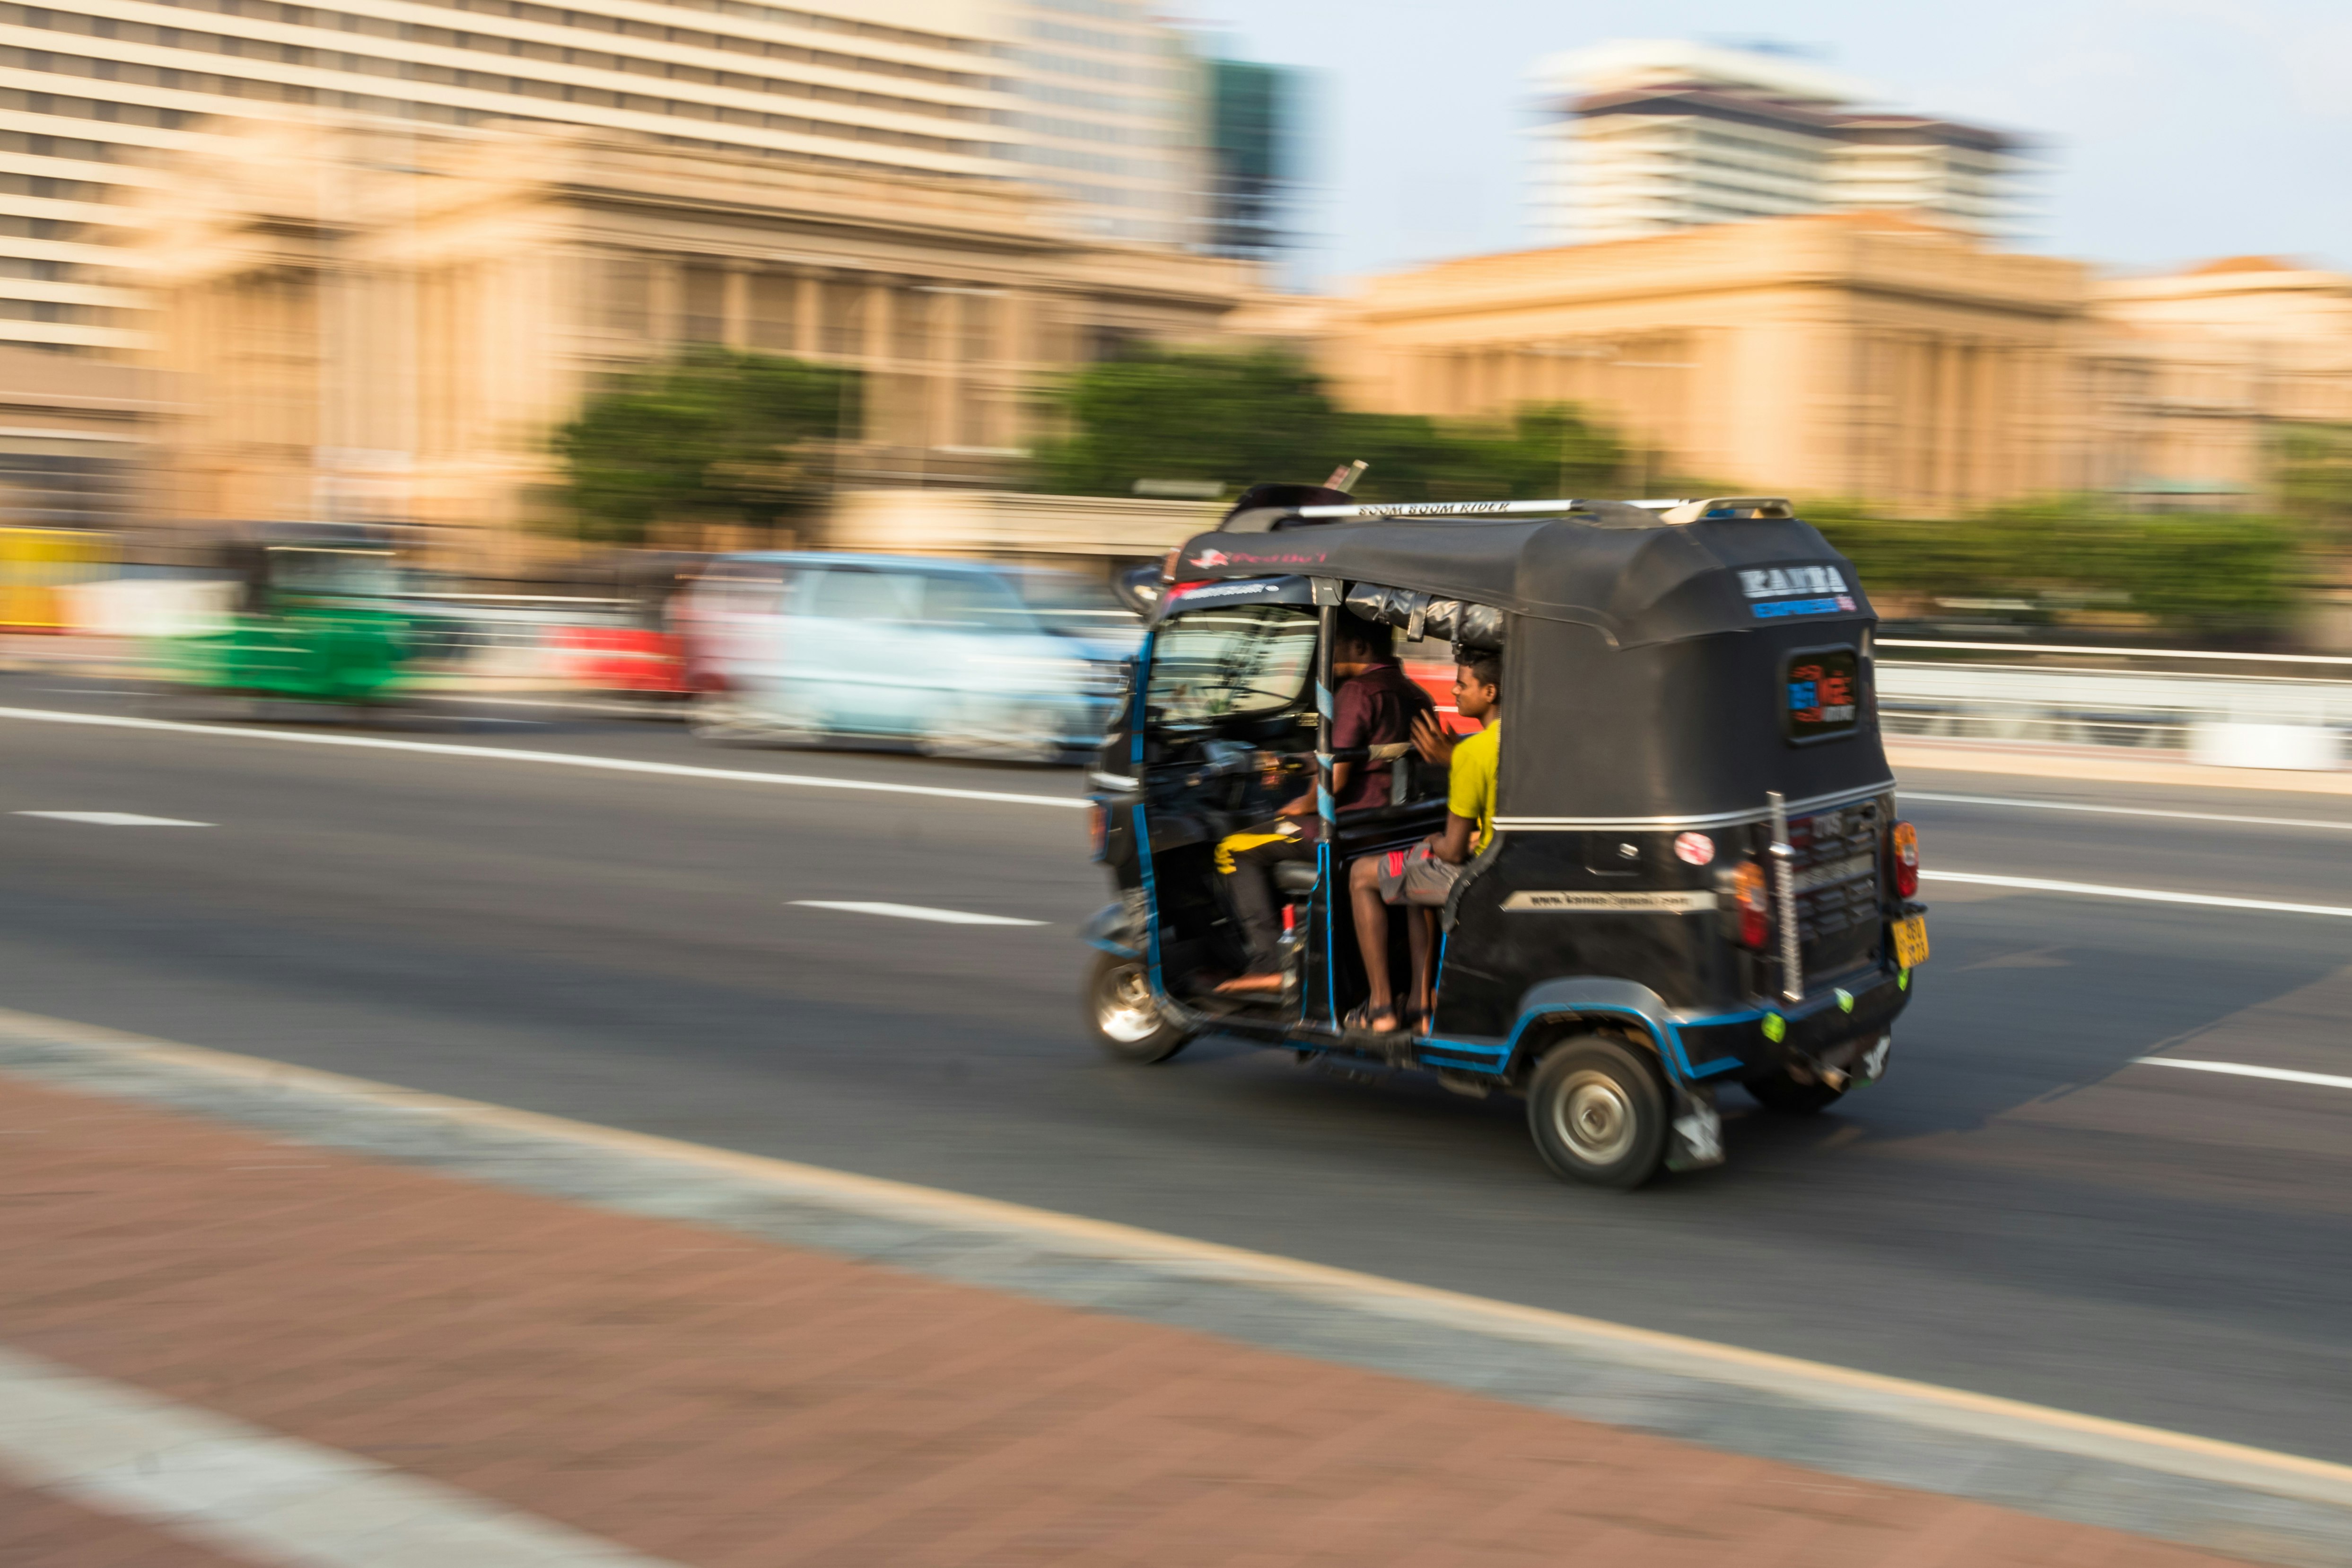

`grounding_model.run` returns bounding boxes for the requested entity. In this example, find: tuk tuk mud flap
[5,1008,2346,1568]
